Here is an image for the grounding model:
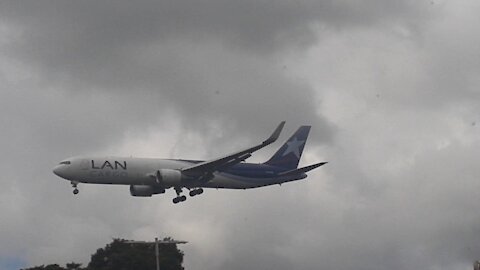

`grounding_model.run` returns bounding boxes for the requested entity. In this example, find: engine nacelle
[130,185,165,197]
[156,169,183,187]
